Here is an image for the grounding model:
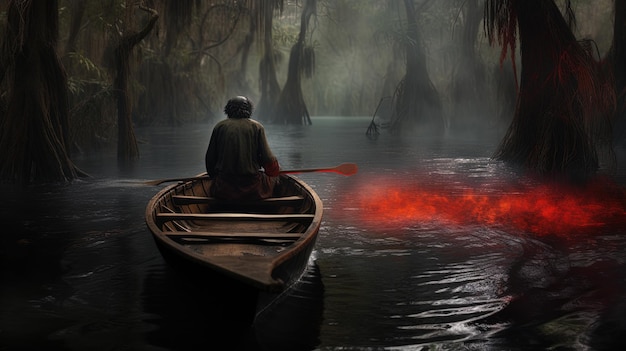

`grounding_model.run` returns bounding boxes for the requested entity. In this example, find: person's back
[205,96,280,200]
[207,117,271,176]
